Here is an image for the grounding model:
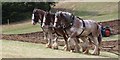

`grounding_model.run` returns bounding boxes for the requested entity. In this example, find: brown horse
[32,8,48,40]
[32,8,55,48]
[53,11,102,55]
[32,9,69,50]
[41,12,71,51]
